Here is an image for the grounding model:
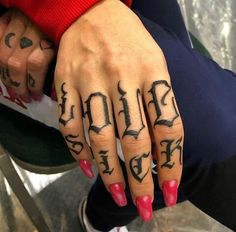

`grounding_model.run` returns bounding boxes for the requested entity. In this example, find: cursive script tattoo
[20,37,33,49]
[40,38,54,50]
[59,82,75,126]
[84,92,111,134]
[118,81,145,139]
[160,137,183,169]
[28,73,35,88]
[129,152,150,183]
[64,134,84,155]
[148,80,179,128]
[5,32,15,48]
[99,150,114,175]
